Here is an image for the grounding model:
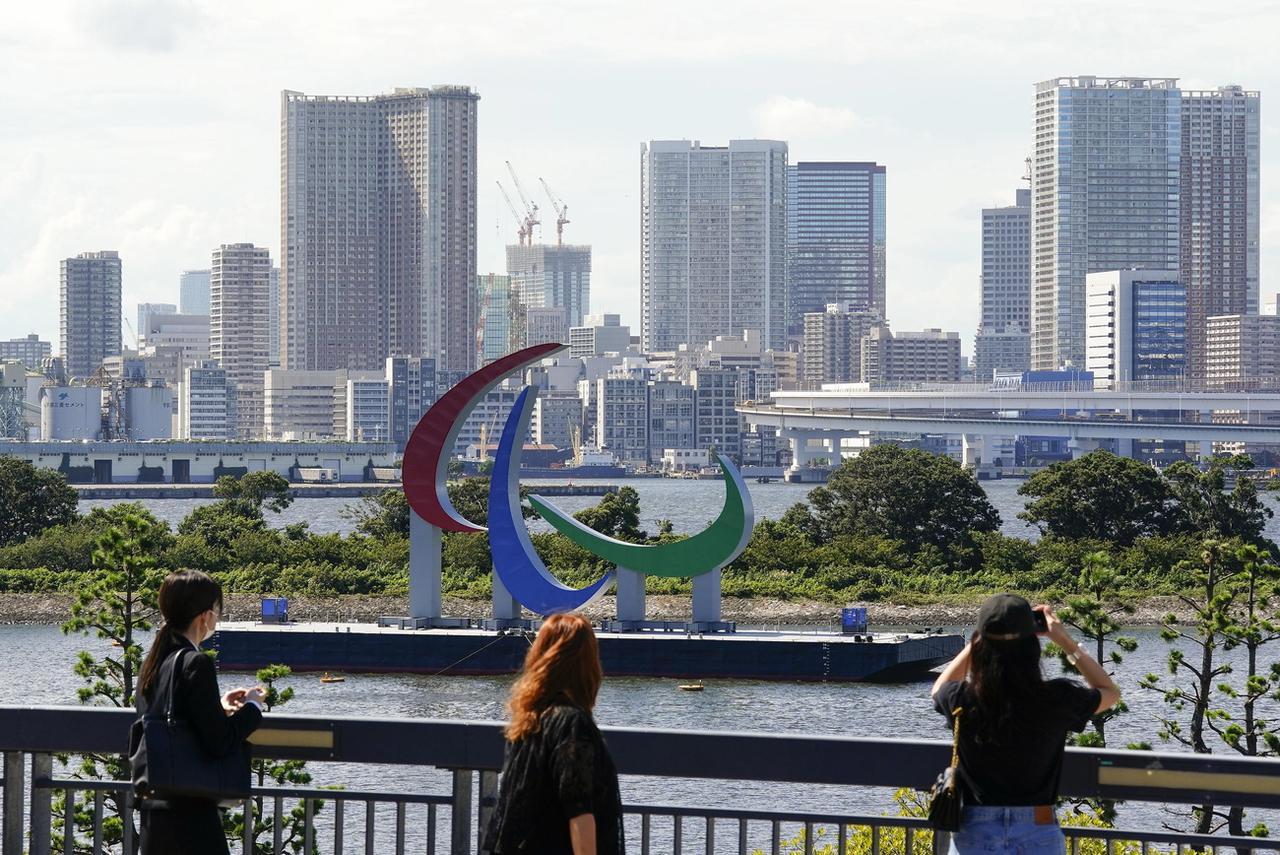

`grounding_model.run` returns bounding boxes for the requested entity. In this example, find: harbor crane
[496,181,529,245]
[539,177,570,246]
[505,161,540,244]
